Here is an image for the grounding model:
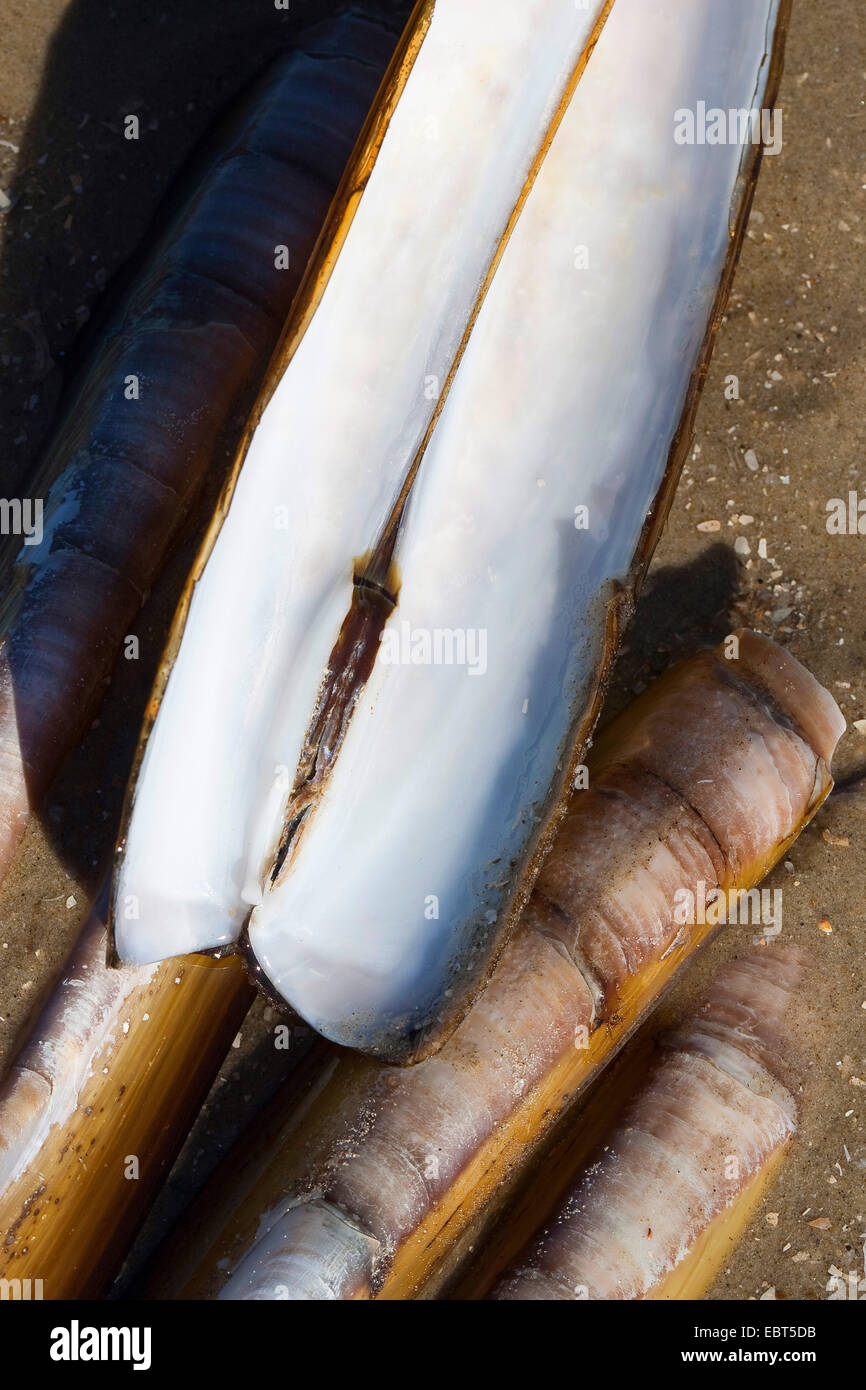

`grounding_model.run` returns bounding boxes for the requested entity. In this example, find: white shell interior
[115,0,607,964]
[116,0,781,1057]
